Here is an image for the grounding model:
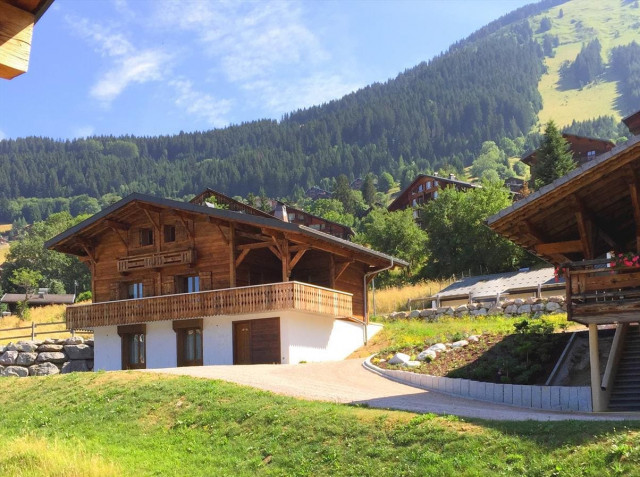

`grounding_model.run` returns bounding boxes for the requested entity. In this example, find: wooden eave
[45,193,407,270]
[488,136,640,265]
[0,0,53,79]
